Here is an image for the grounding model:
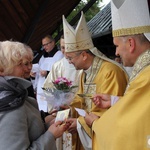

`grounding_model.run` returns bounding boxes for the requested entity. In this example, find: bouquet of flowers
[43,77,77,110]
